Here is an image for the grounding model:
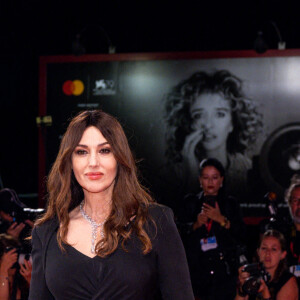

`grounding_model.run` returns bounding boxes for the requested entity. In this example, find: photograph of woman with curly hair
[164,69,263,200]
